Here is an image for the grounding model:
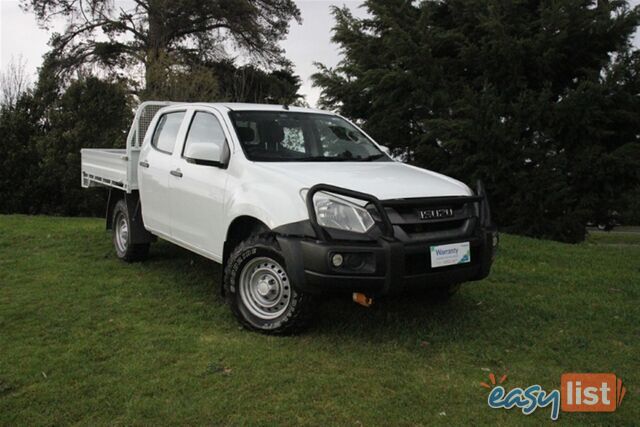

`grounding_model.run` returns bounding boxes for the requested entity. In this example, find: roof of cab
[190,102,331,114]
